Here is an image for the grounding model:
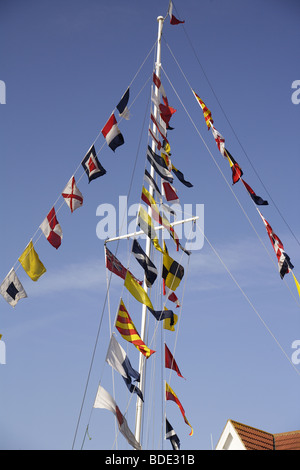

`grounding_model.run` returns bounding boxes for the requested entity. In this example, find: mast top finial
[157,15,164,22]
